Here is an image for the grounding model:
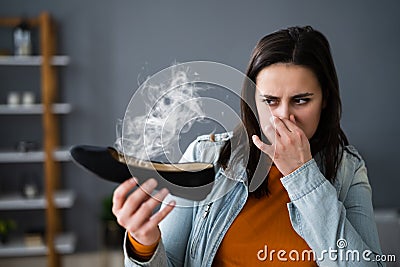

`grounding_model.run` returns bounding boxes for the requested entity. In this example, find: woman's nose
[272,104,290,119]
